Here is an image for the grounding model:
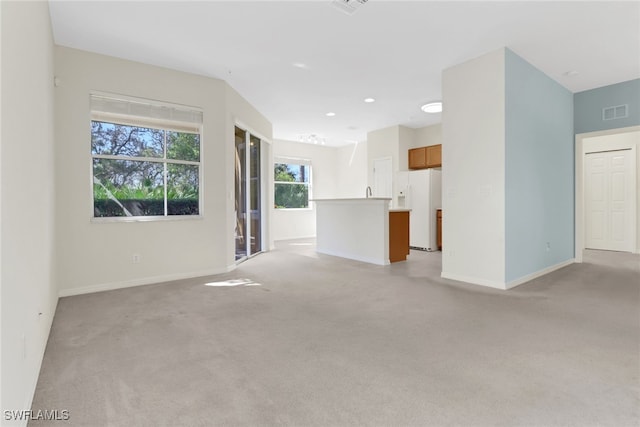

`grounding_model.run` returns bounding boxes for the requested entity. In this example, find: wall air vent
[331,0,368,15]
[602,104,628,121]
